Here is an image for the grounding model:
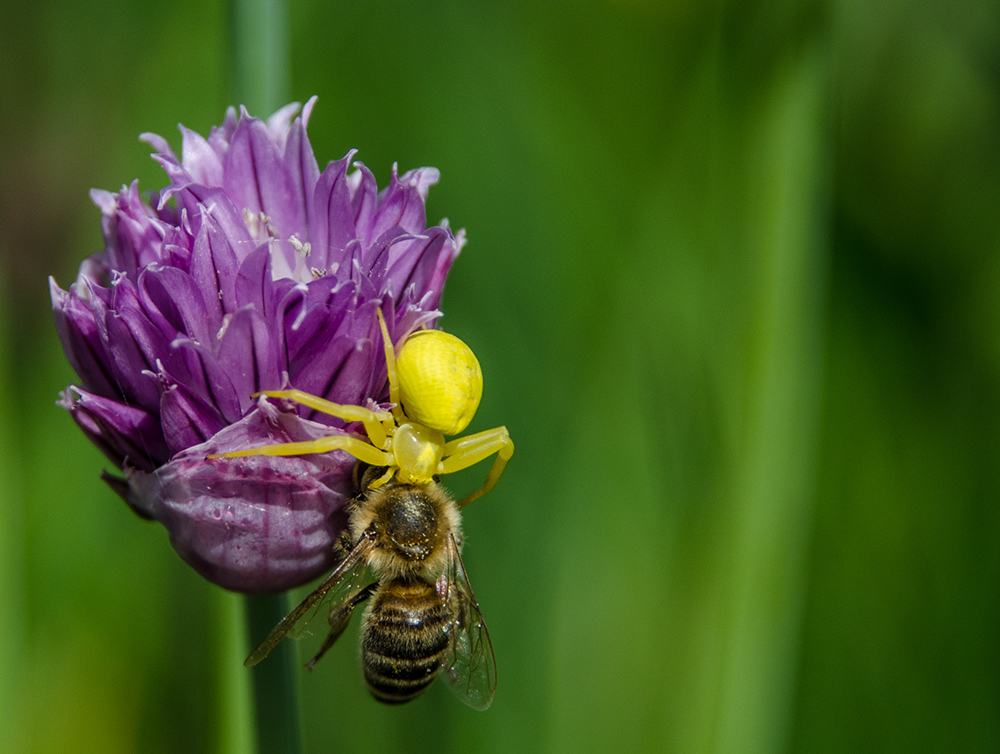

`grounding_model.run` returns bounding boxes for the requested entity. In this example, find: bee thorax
[377,486,440,561]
